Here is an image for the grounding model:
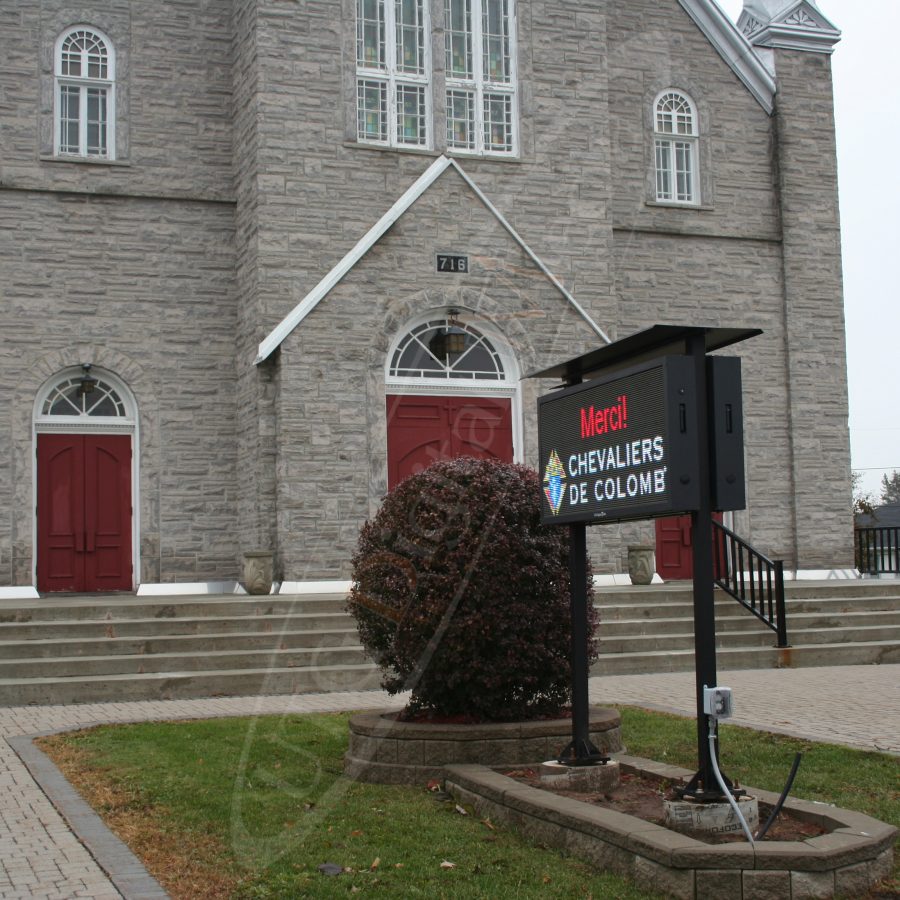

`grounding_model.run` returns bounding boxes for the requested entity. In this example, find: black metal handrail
[712,520,788,648]
[855,527,900,575]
